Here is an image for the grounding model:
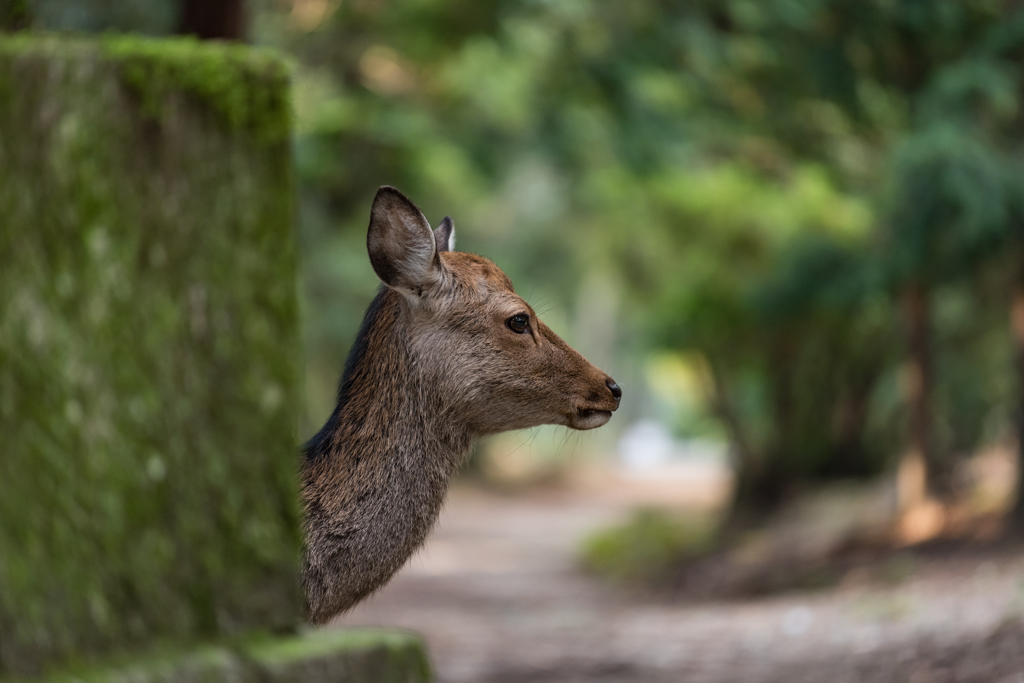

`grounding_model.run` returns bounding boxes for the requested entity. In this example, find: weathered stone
[0,35,301,677]
[38,629,433,683]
